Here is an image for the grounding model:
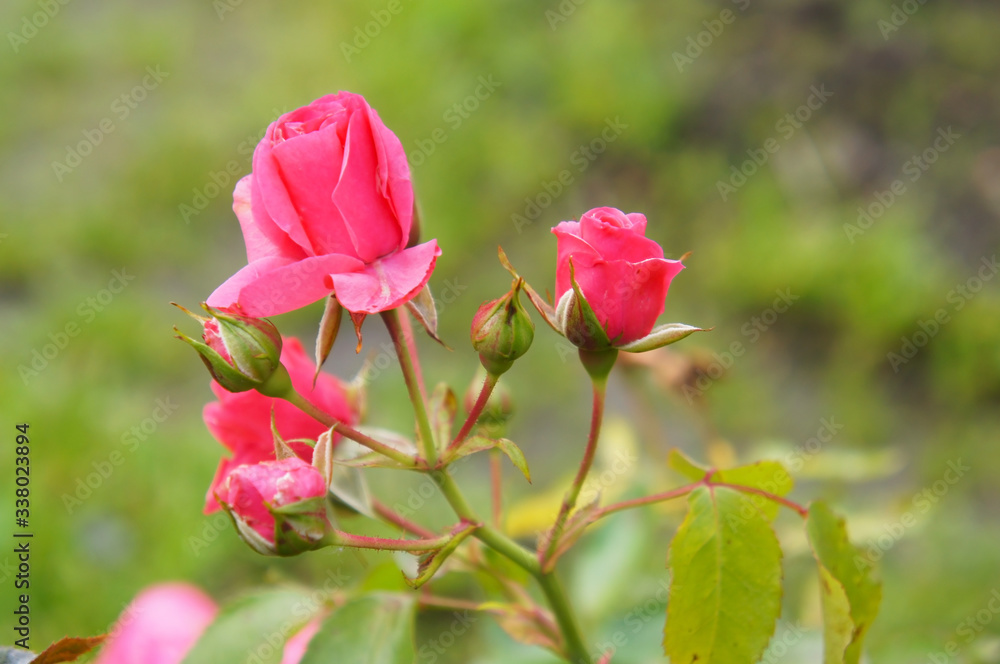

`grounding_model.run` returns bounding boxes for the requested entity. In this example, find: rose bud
[174,303,289,395]
[471,277,535,376]
[217,457,330,556]
[552,207,705,354]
